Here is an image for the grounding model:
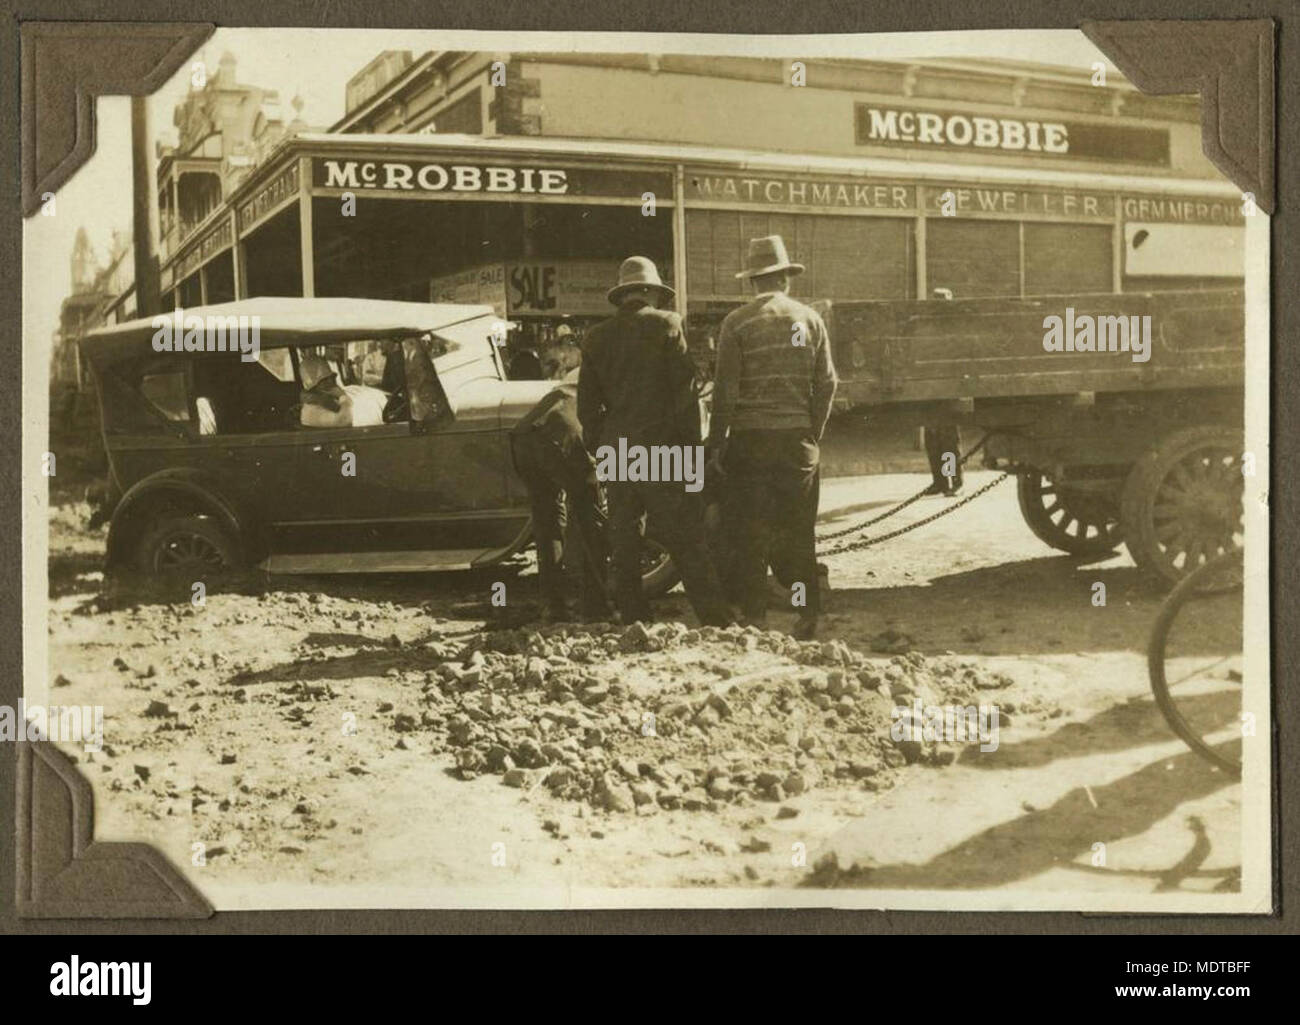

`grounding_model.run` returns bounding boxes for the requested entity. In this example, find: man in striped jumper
[709,236,837,639]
